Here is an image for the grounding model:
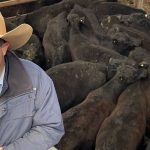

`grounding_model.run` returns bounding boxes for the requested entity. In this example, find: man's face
[0,40,9,72]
